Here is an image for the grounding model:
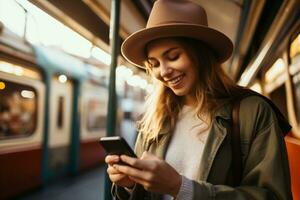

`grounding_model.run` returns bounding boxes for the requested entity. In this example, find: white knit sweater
[164,105,210,200]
